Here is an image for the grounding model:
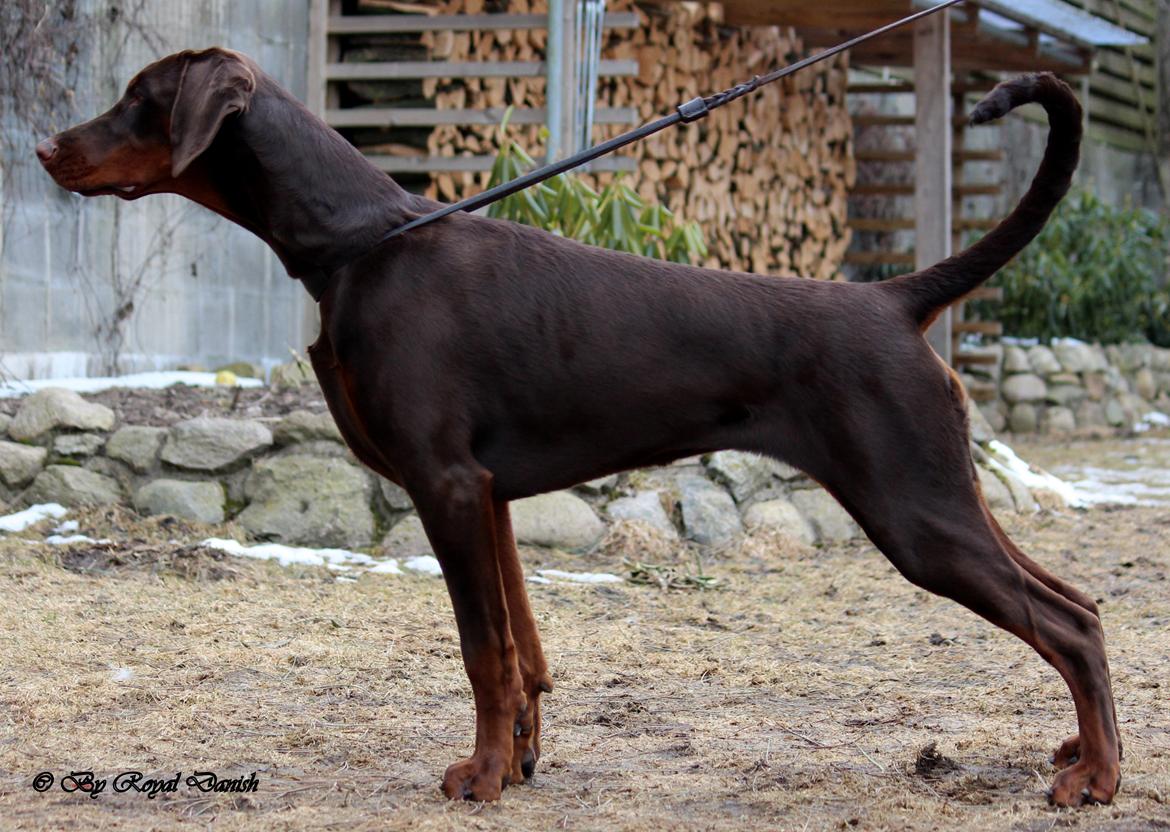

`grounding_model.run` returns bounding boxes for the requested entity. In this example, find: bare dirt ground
[1,446,1168,831]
